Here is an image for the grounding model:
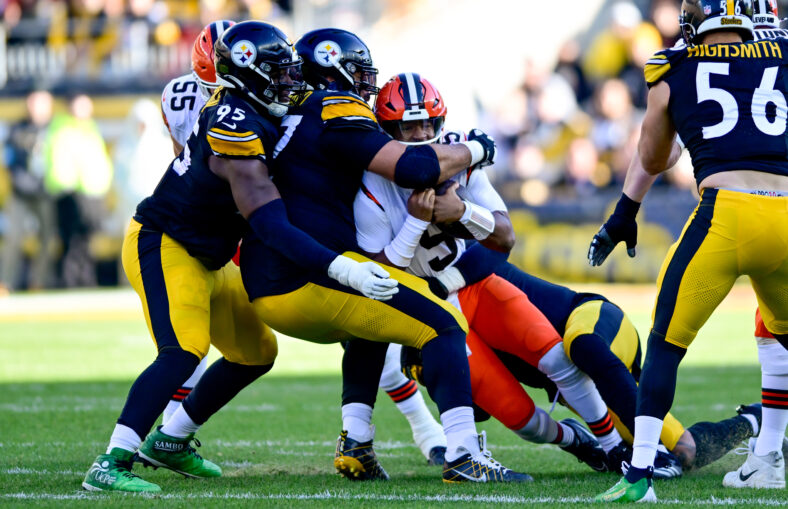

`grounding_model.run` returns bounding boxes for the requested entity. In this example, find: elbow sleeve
[394,145,440,189]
